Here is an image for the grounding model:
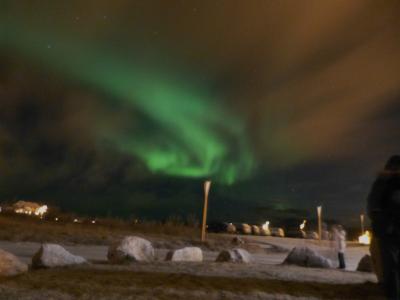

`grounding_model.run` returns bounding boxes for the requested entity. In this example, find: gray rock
[108,236,154,263]
[32,244,87,269]
[0,249,28,276]
[165,247,203,262]
[216,248,252,263]
[283,247,332,268]
[357,255,373,272]
[231,236,245,246]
